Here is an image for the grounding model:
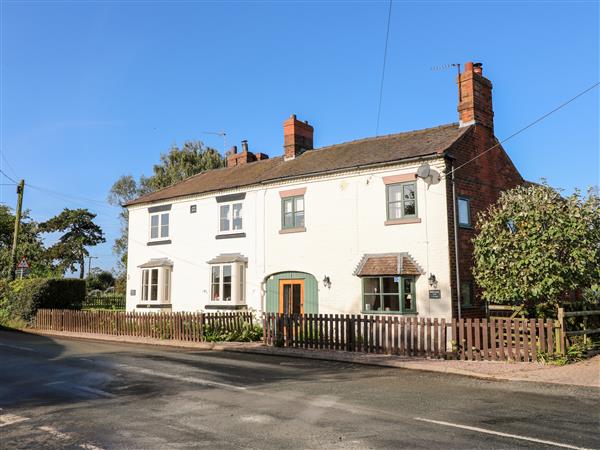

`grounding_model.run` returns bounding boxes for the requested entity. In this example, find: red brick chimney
[226,140,257,167]
[457,62,494,131]
[283,114,314,161]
